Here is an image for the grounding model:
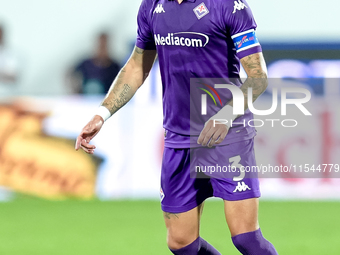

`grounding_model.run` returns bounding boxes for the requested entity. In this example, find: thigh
[224,198,259,237]
[164,203,204,249]
[196,139,261,201]
[161,147,213,214]
[193,139,261,236]
[161,147,211,249]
